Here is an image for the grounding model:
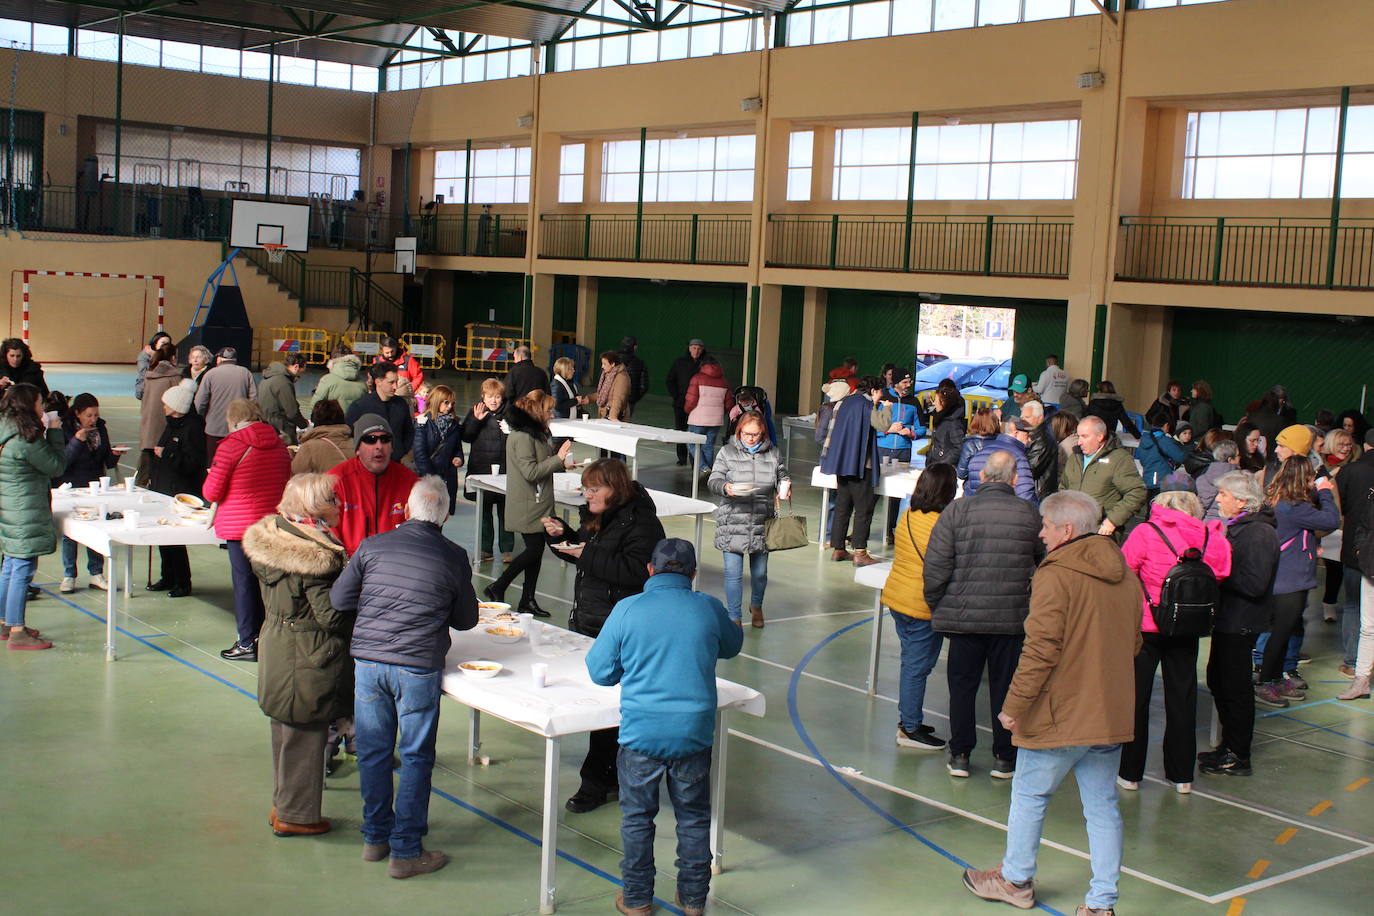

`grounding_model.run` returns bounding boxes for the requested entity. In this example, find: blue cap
[651,538,697,575]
